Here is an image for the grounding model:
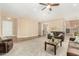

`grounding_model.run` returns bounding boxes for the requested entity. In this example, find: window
[2,20,13,36]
